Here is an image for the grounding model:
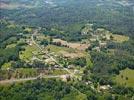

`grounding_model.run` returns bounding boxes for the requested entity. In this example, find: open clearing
[45,45,75,54]
[53,39,90,51]
[59,51,85,58]
[6,43,16,48]
[49,69,68,75]
[45,44,92,66]
[19,45,41,61]
[115,68,134,87]
[112,34,129,43]
[45,45,88,58]
[1,62,12,70]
